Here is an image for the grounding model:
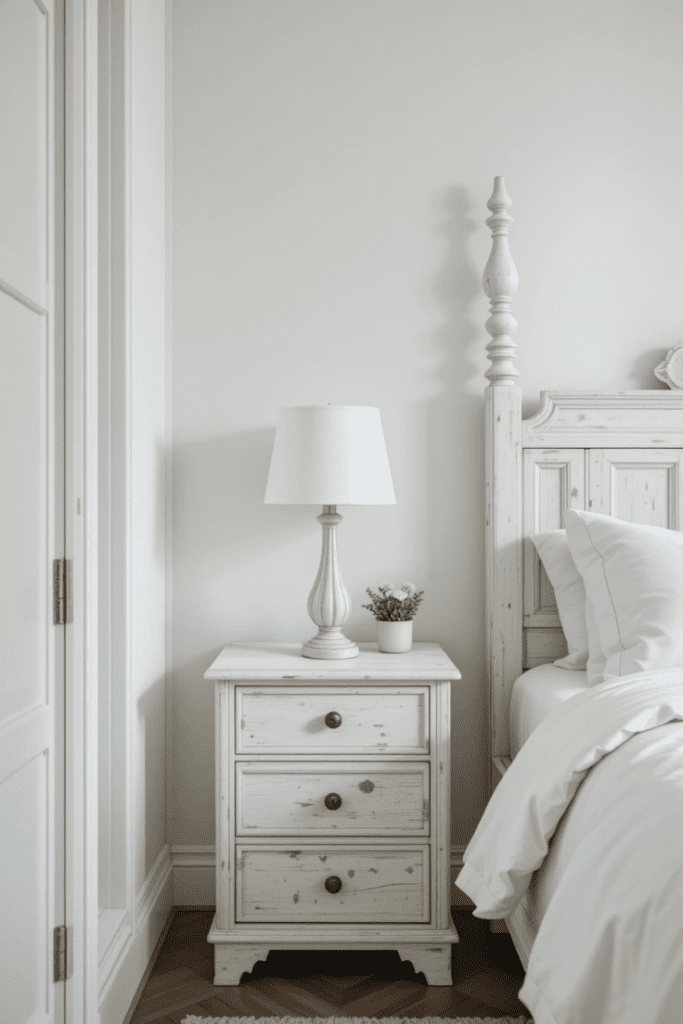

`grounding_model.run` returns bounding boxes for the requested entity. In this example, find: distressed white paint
[235,761,430,835]
[206,640,460,680]
[484,379,523,763]
[590,449,683,526]
[524,392,683,449]
[522,448,586,629]
[236,687,429,755]
[236,845,429,923]
[208,642,459,985]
